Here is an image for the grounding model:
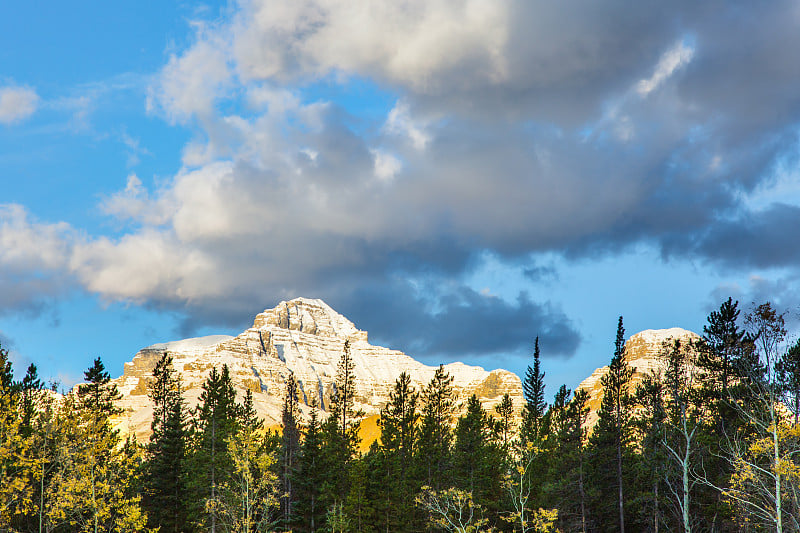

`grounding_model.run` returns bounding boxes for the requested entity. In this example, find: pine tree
[143,352,189,533]
[698,297,749,437]
[589,316,635,533]
[417,365,456,490]
[279,374,301,528]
